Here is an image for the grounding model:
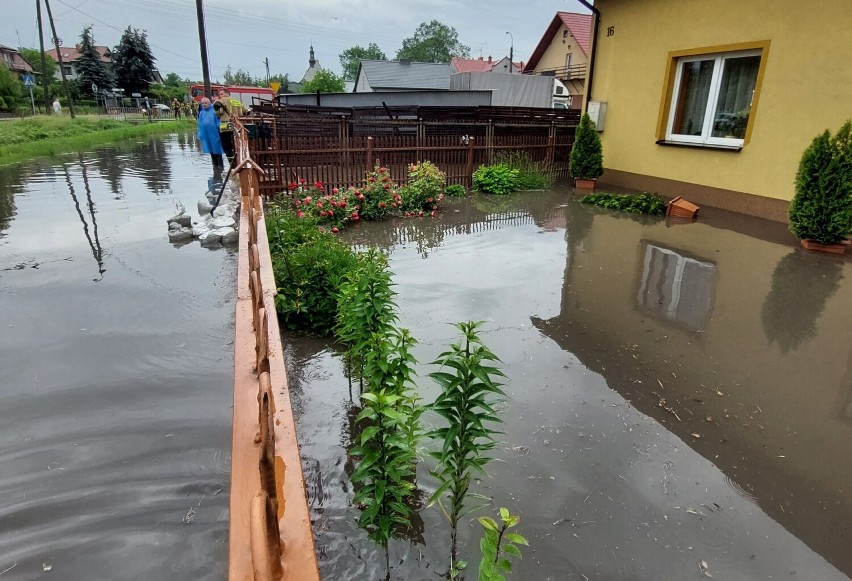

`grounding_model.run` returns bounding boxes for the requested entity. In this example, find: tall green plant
[336,249,398,387]
[428,321,506,576]
[569,113,603,180]
[493,150,555,190]
[350,327,422,579]
[477,508,528,581]
[472,164,519,195]
[788,120,852,244]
